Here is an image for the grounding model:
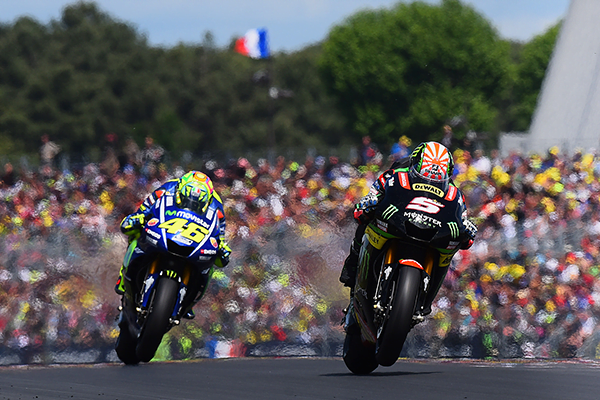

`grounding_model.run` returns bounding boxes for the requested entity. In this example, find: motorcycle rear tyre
[375,266,421,366]
[343,324,378,375]
[135,277,179,363]
[115,318,140,365]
